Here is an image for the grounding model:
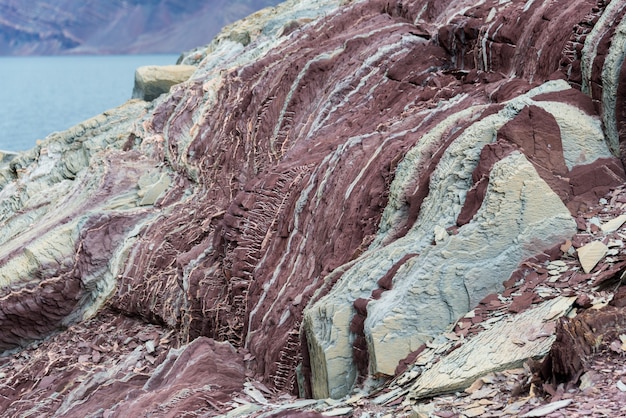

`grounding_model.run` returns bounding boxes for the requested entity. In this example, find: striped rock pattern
[2,0,626,414]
